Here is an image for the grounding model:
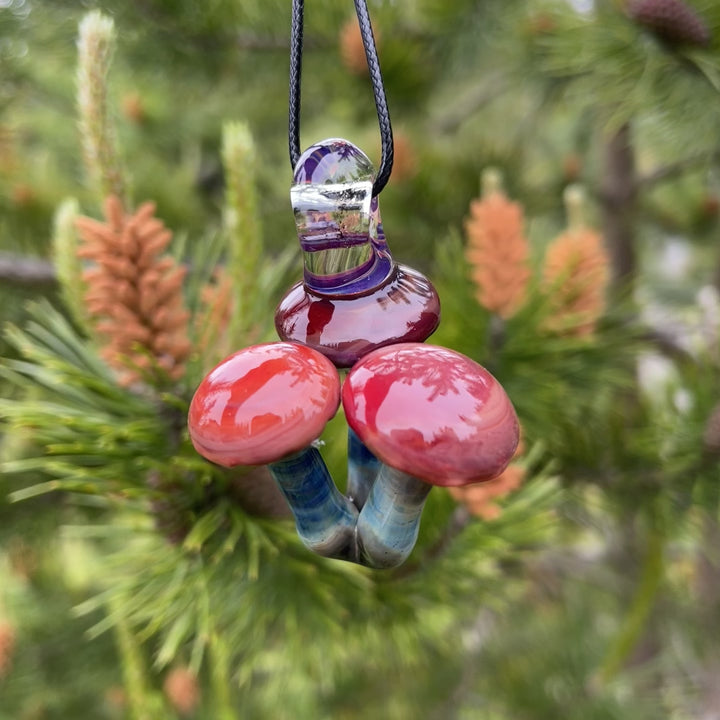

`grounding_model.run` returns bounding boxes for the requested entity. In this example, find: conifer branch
[52,198,91,330]
[113,598,173,720]
[433,71,511,134]
[596,527,665,686]
[600,122,637,290]
[0,253,56,286]
[635,150,720,190]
